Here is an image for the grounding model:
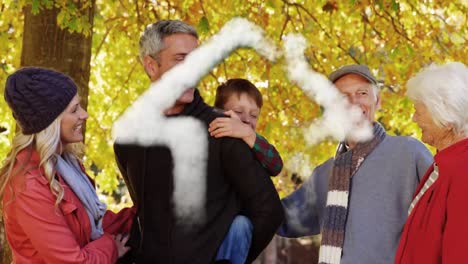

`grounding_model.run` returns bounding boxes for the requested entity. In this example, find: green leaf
[267,0,275,8]
[43,0,54,9]
[68,16,78,32]
[197,16,210,34]
[348,46,358,57]
[406,44,414,57]
[57,10,65,25]
[450,32,464,45]
[31,0,40,14]
[390,47,400,59]
[376,0,384,9]
[391,0,399,12]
